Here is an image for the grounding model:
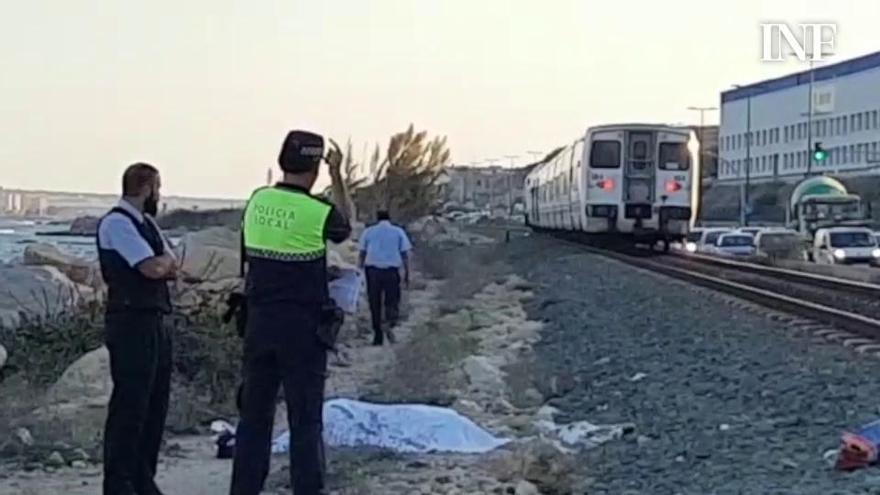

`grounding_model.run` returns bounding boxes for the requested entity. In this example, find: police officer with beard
[97,163,177,495]
[230,130,351,495]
